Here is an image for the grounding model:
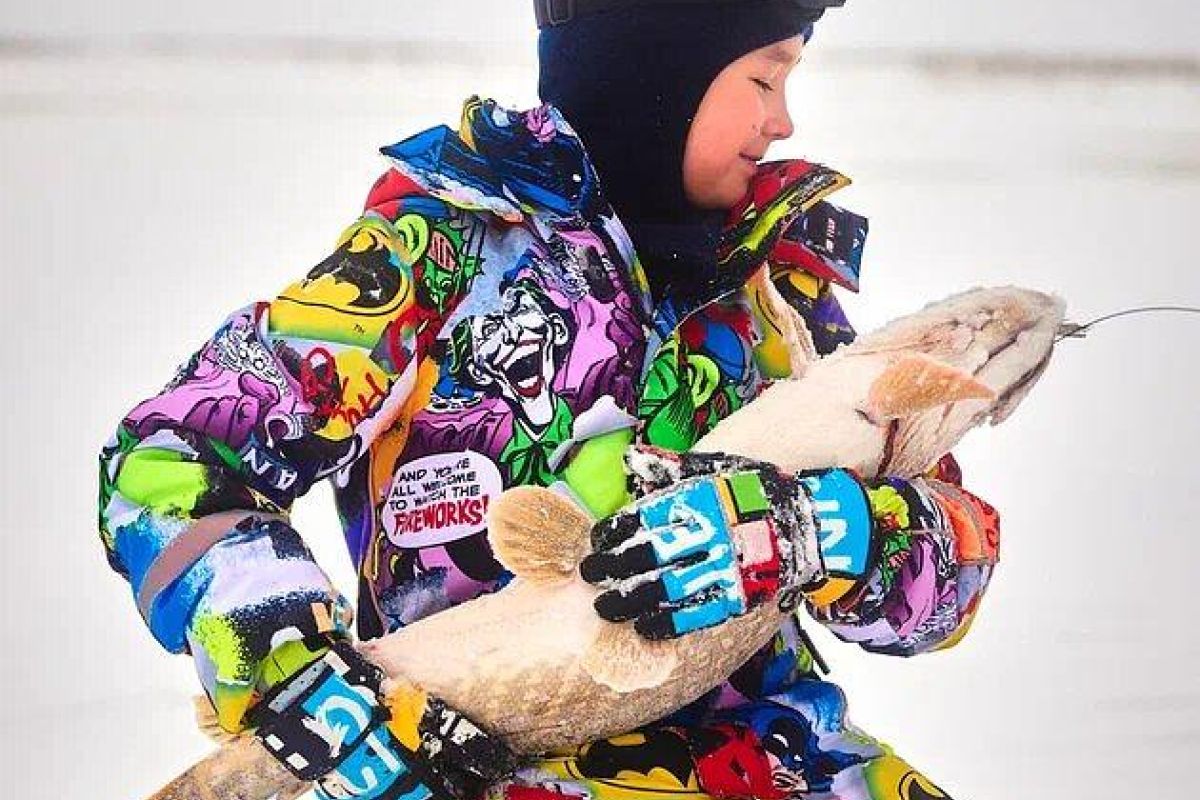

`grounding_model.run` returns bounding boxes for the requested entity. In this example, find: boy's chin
[687,178,752,212]
[719,175,756,209]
